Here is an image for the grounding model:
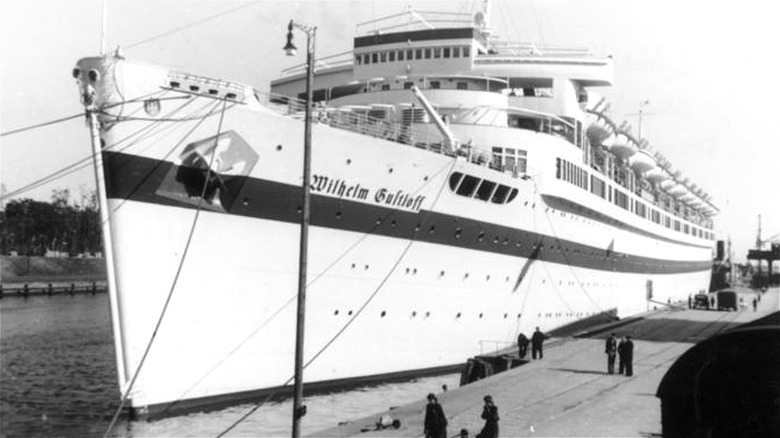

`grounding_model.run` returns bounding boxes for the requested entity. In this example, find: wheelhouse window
[475,180,497,201]
[364,54,371,64]
[434,47,441,58]
[463,46,471,57]
[430,81,441,89]
[415,49,422,59]
[389,51,396,62]
[448,172,519,205]
[372,53,378,63]
[355,55,362,65]
[424,48,432,59]
[453,47,461,58]
[443,47,451,58]
[404,82,414,89]
[398,50,404,61]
